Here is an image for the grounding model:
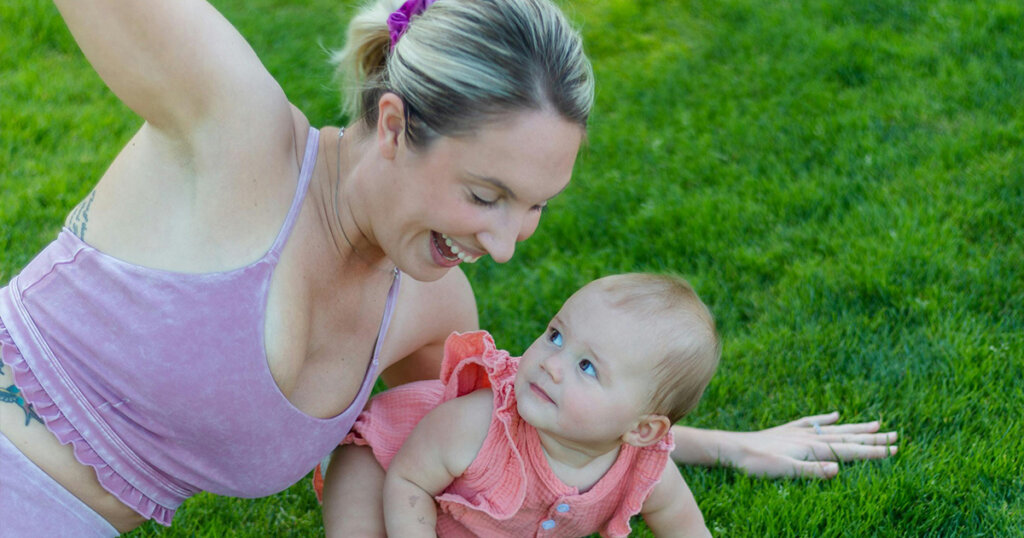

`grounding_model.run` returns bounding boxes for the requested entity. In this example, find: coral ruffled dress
[317,331,674,538]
